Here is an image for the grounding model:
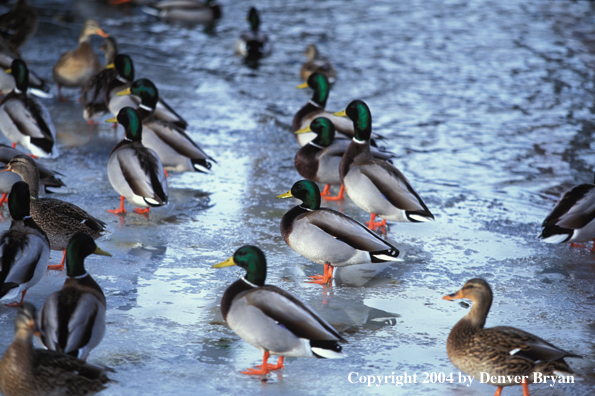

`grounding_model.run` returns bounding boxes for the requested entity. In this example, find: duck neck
[461,296,491,329]
[15,168,39,199]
